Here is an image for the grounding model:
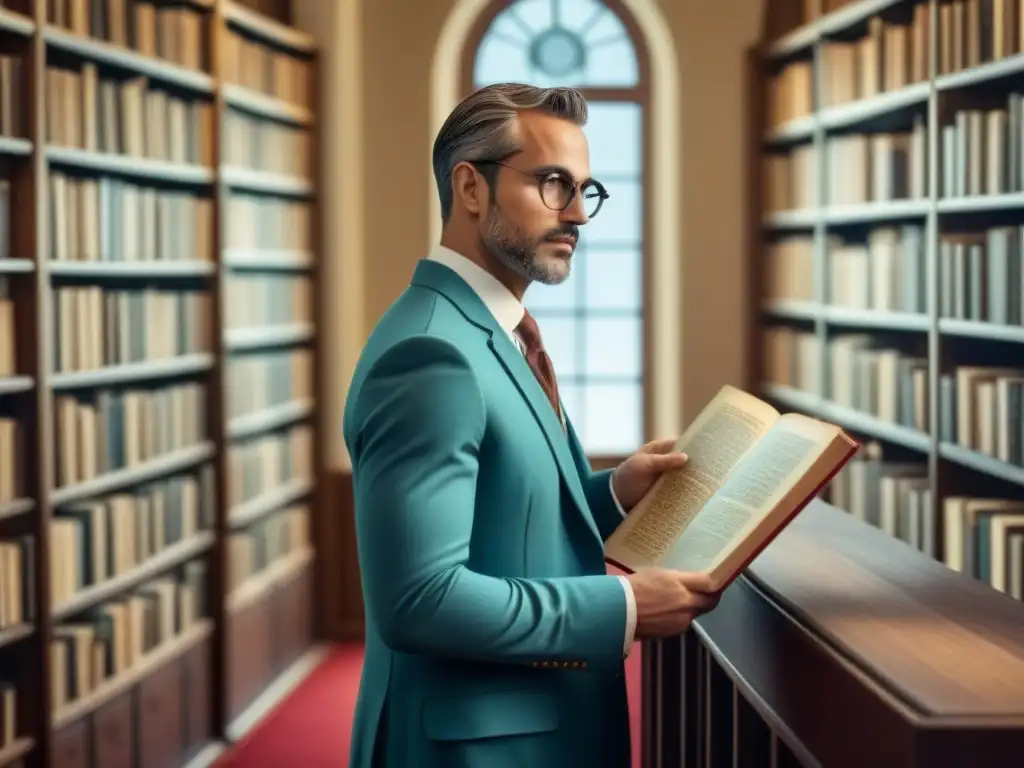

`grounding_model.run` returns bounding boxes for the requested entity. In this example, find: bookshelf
[756,0,1024,606]
[0,1,321,767]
